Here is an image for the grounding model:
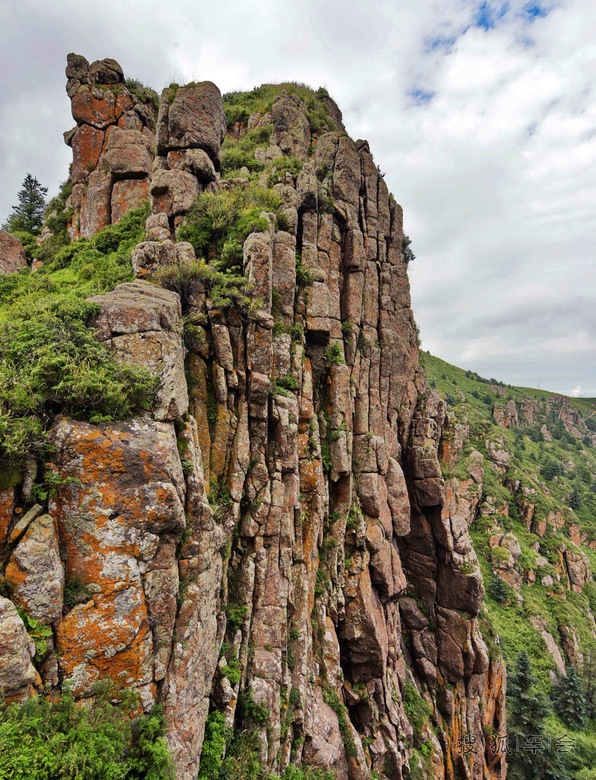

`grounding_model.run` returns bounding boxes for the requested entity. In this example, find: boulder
[111,178,150,223]
[88,58,125,85]
[5,513,64,626]
[0,597,37,699]
[158,82,226,161]
[103,127,153,177]
[151,169,200,217]
[0,231,26,274]
[89,281,188,420]
[271,93,311,158]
